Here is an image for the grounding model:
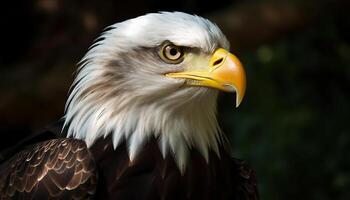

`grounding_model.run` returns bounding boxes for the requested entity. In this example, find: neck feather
[64,81,226,172]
